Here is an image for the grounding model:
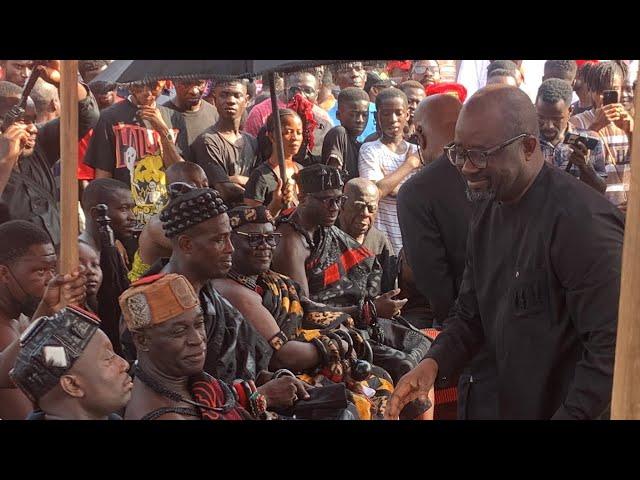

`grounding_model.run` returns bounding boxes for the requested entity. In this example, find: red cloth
[576,60,599,68]
[77,129,96,181]
[287,93,318,151]
[387,60,412,72]
[425,82,468,103]
[190,373,246,420]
